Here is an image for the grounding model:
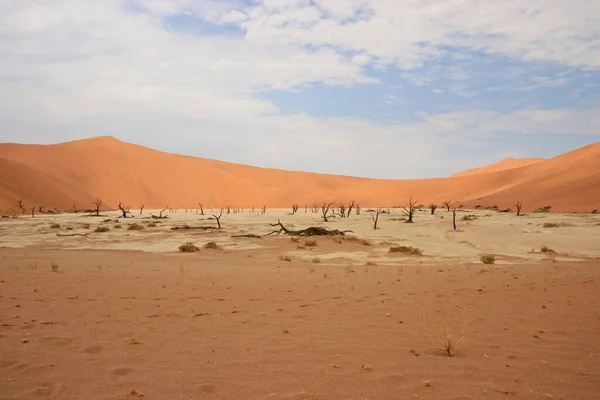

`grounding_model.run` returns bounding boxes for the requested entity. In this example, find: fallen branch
[231,234,262,239]
[56,233,91,237]
[265,220,352,237]
[170,225,218,231]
